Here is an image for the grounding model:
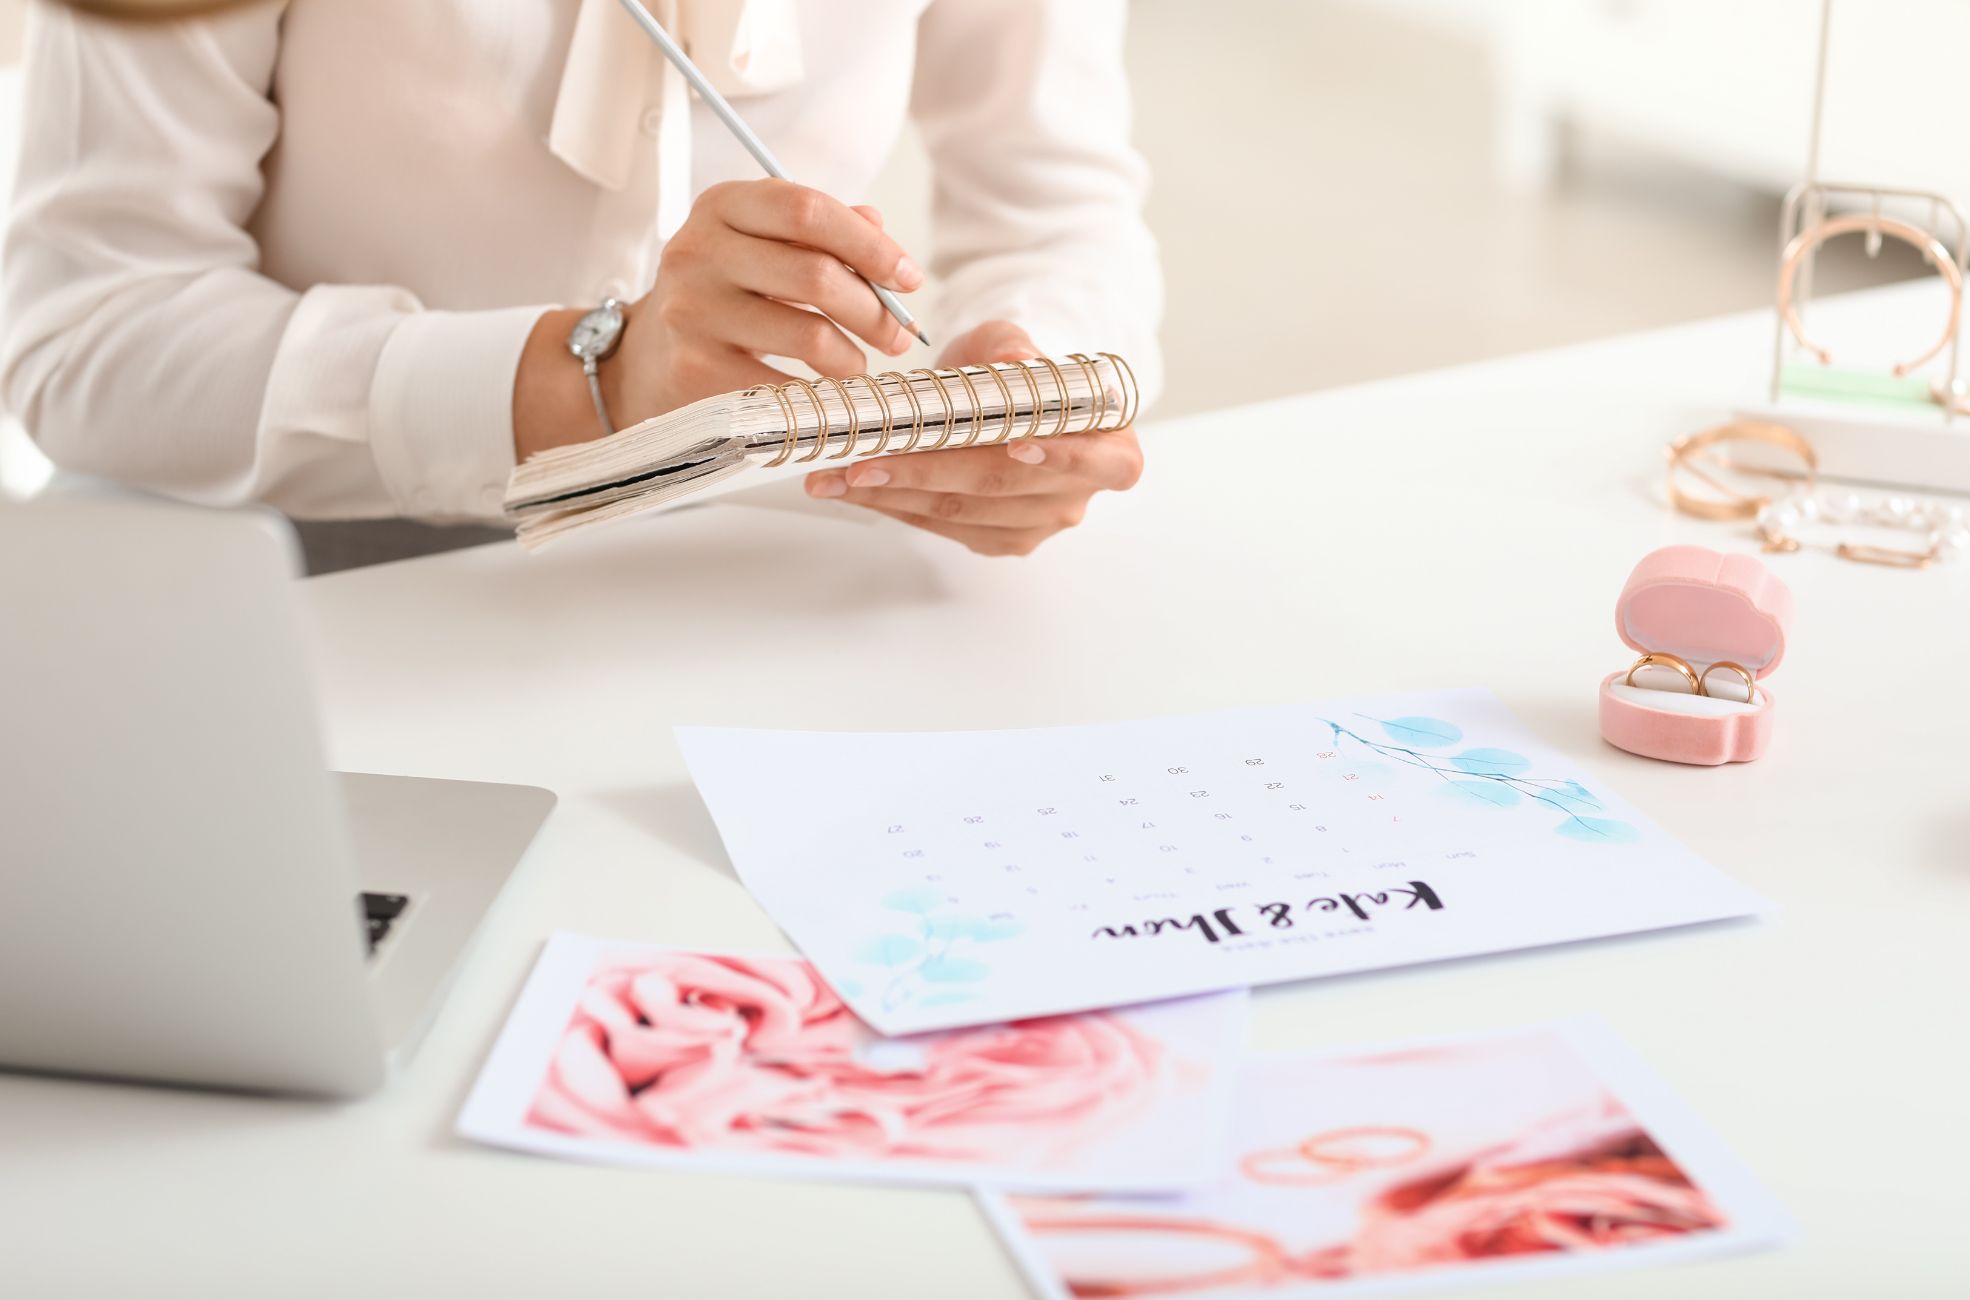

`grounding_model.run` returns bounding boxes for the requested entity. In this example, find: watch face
[569,303,625,361]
